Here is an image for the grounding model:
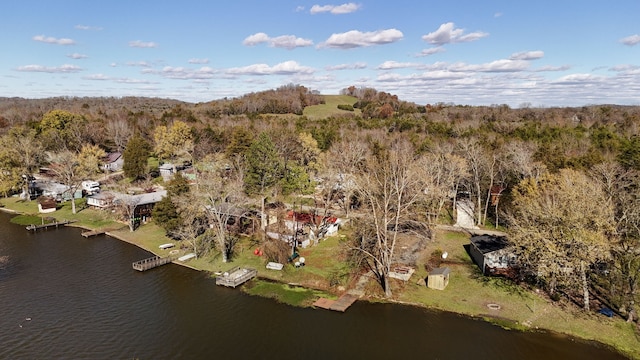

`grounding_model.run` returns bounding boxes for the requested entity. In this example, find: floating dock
[313,294,358,312]
[215,267,257,288]
[26,220,75,231]
[132,255,174,271]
